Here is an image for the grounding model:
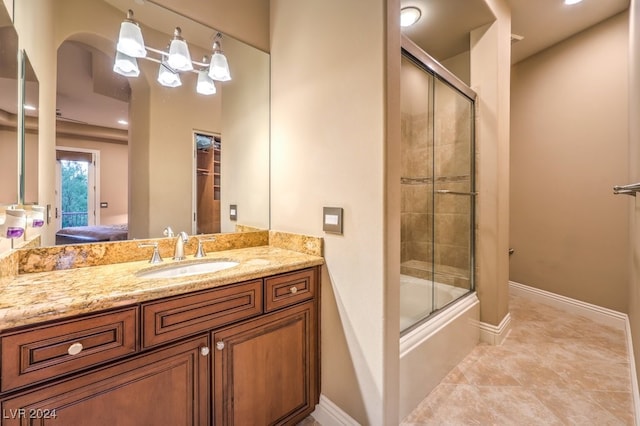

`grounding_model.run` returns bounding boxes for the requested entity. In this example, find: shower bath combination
[399,38,476,334]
